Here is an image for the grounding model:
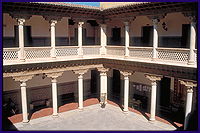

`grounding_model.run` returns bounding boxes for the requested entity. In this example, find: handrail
[156,47,190,51]
[3,48,20,51]
[128,46,153,49]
